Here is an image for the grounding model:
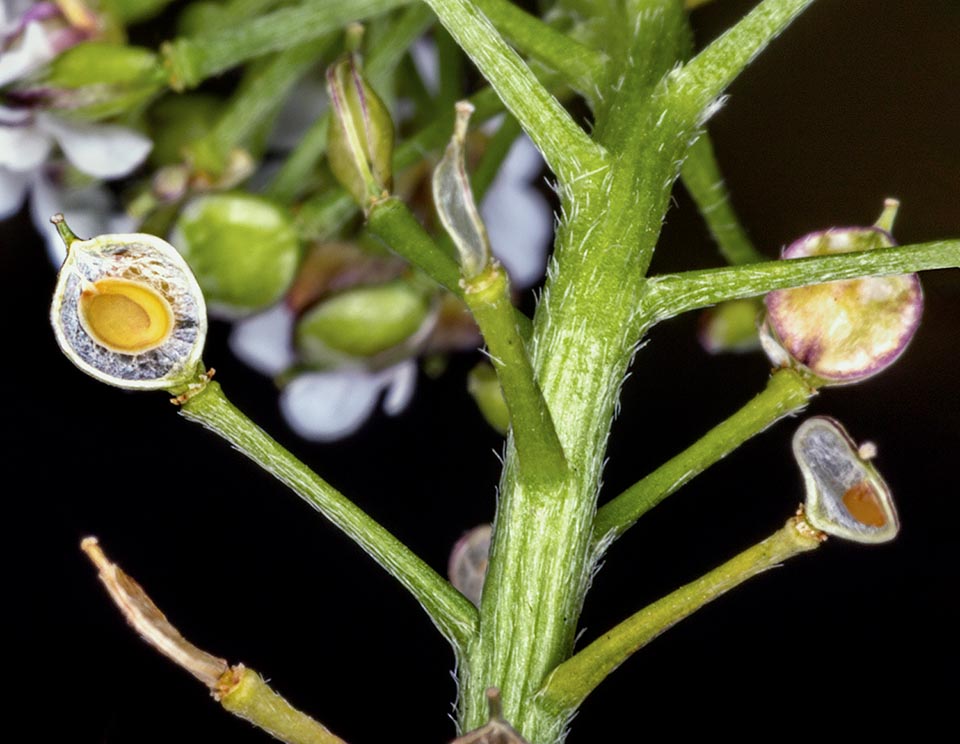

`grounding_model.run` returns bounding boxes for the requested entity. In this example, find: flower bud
[433,101,492,279]
[448,524,492,607]
[12,41,165,120]
[792,416,898,543]
[50,214,208,391]
[325,53,394,208]
[467,361,509,435]
[171,193,301,318]
[295,280,434,367]
[761,200,923,385]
